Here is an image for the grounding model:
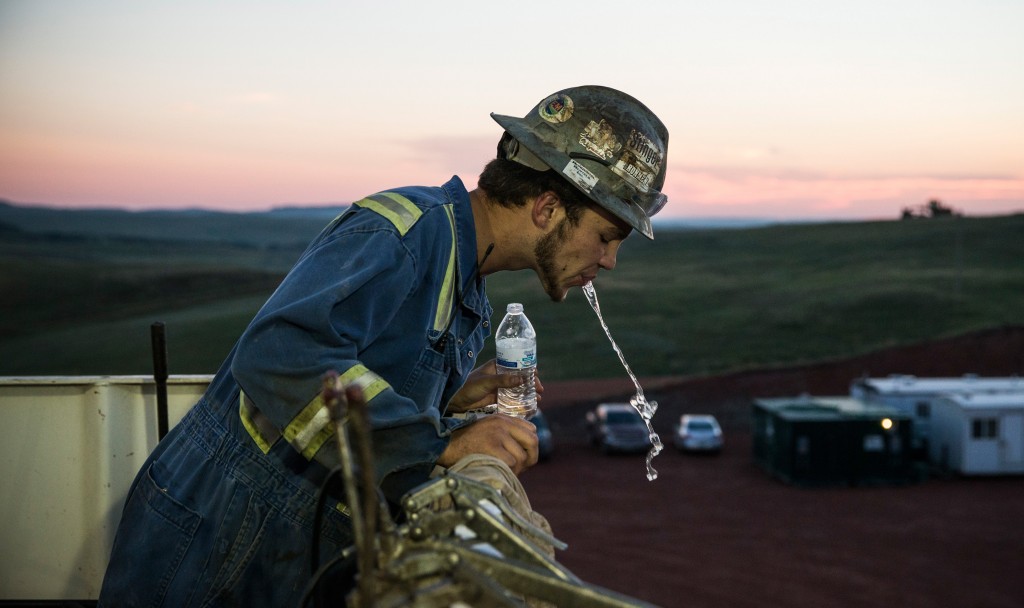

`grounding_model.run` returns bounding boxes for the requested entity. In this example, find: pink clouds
[663,165,1024,219]
[2,128,1020,220]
